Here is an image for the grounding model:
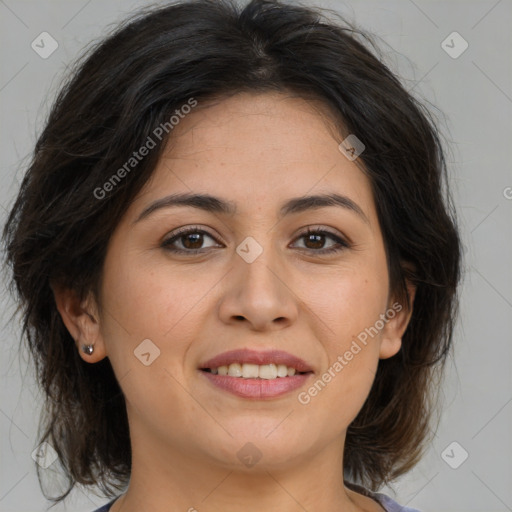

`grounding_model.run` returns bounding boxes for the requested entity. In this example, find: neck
[110,435,366,512]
